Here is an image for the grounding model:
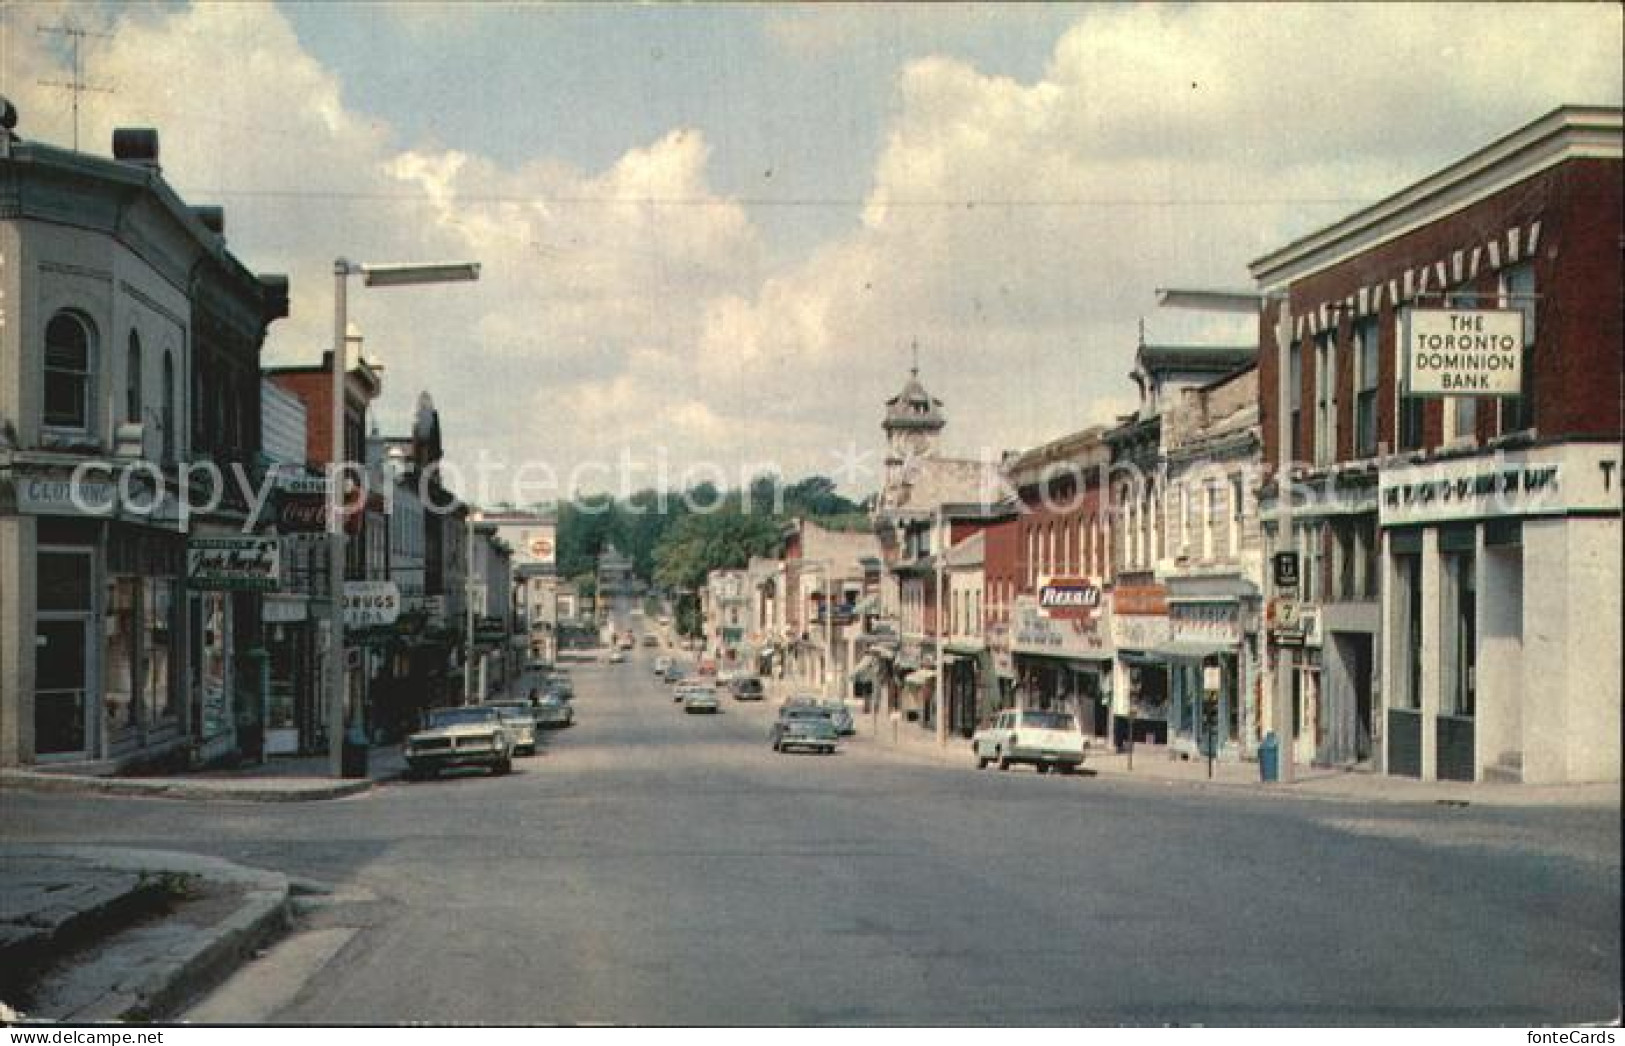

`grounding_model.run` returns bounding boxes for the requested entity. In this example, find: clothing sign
[1403,307,1523,397]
